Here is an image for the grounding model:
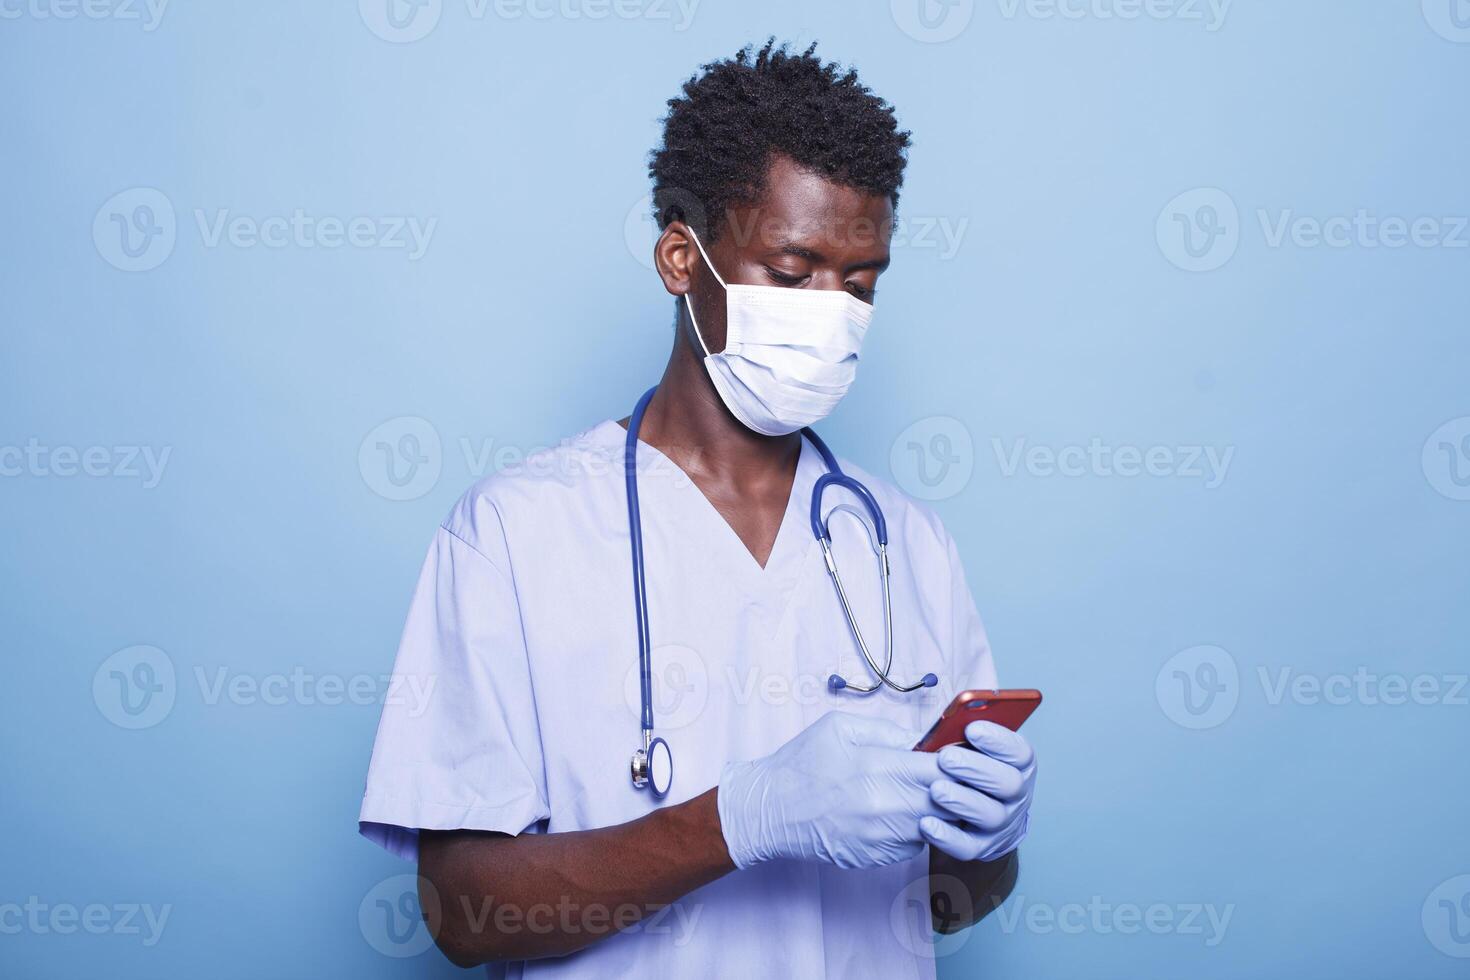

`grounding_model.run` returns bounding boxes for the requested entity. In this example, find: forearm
[419,788,734,966]
[928,848,1019,933]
